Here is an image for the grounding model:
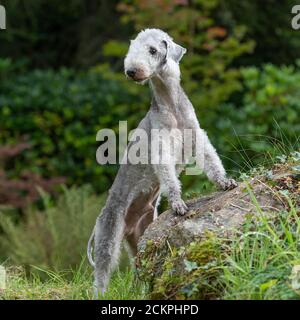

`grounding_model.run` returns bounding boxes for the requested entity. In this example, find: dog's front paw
[218,178,238,191]
[171,199,188,216]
